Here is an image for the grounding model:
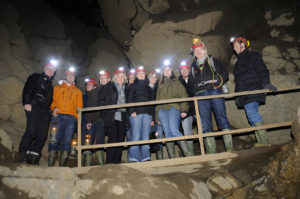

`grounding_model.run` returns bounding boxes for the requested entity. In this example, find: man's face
[180,67,190,78]
[194,46,206,59]
[65,73,75,84]
[163,67,172,78]
[43,65,56,77]
[233,41,245,54]
[99,75,110,85]
[128,74,135,84]
[86,83,95,91]
[137,71,146,80]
